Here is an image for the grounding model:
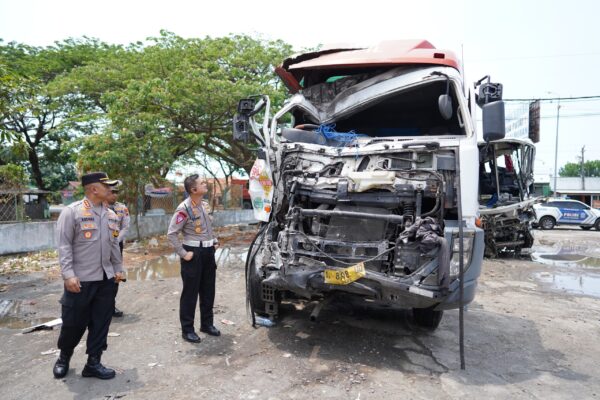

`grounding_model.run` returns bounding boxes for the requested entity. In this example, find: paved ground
[1,226,600,399]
